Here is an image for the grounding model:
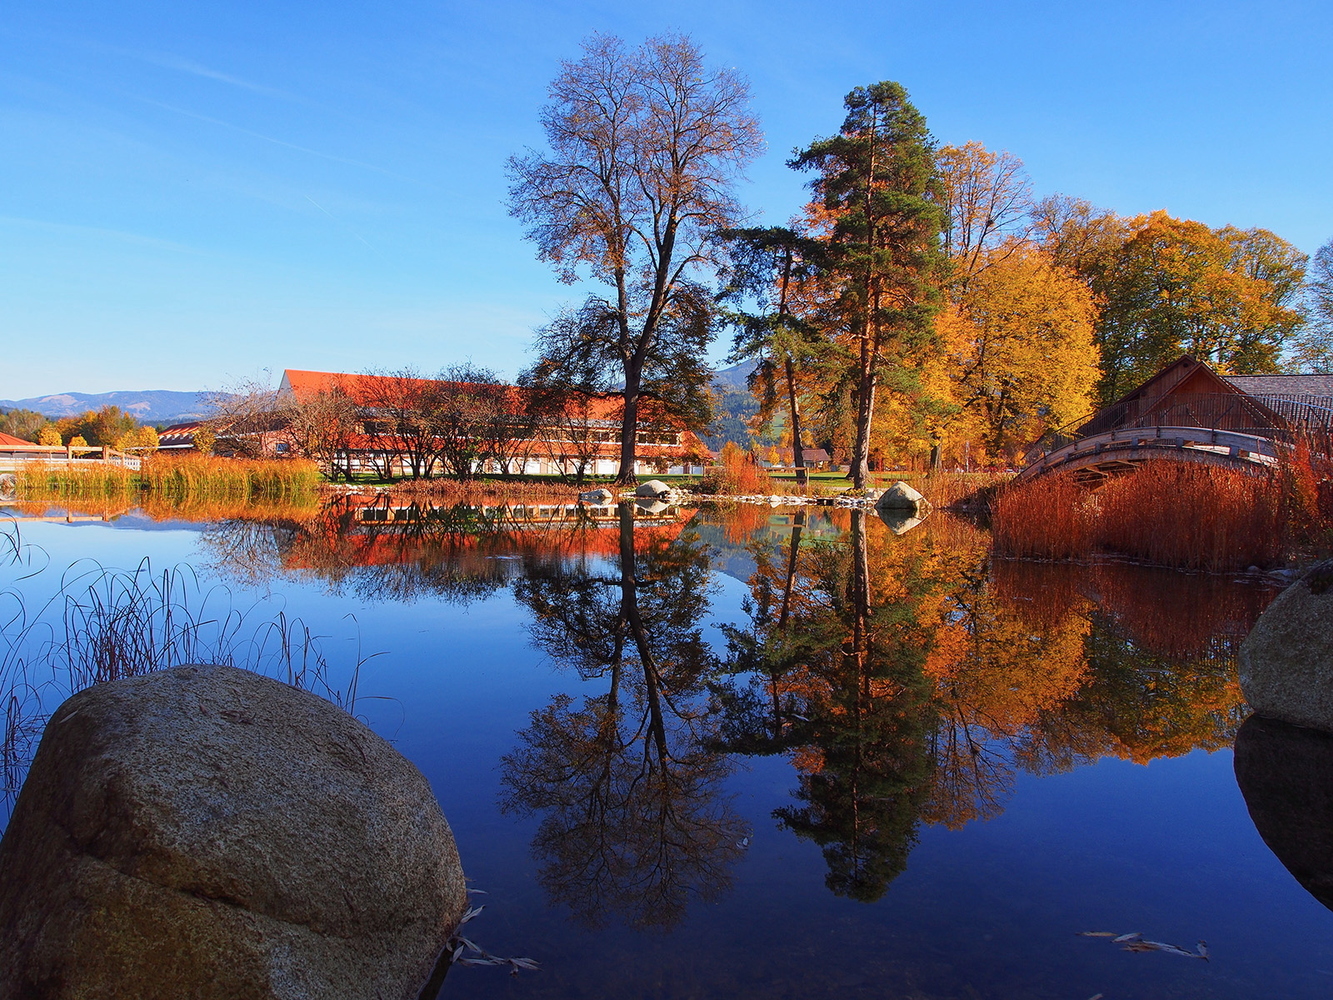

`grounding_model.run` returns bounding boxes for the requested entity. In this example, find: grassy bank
[15,454,322,503]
